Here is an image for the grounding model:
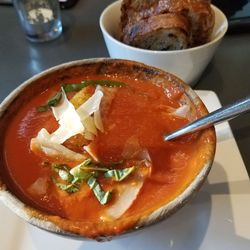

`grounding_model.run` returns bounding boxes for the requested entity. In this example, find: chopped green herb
[62,83,86,93]
[70,159,109,178]
[56,183,80,193]
[51,159,134,204]
[52,163,70,173]
[37,105,50,112]
[63,79,126,93]
[87,176,111,205]
[81,165,110,172]
[104,166,135,181]
[82,158,92,166]
[37,91,62,112]
[52,177,80,193]
[69,166,94,181]
[47,91,63,106]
